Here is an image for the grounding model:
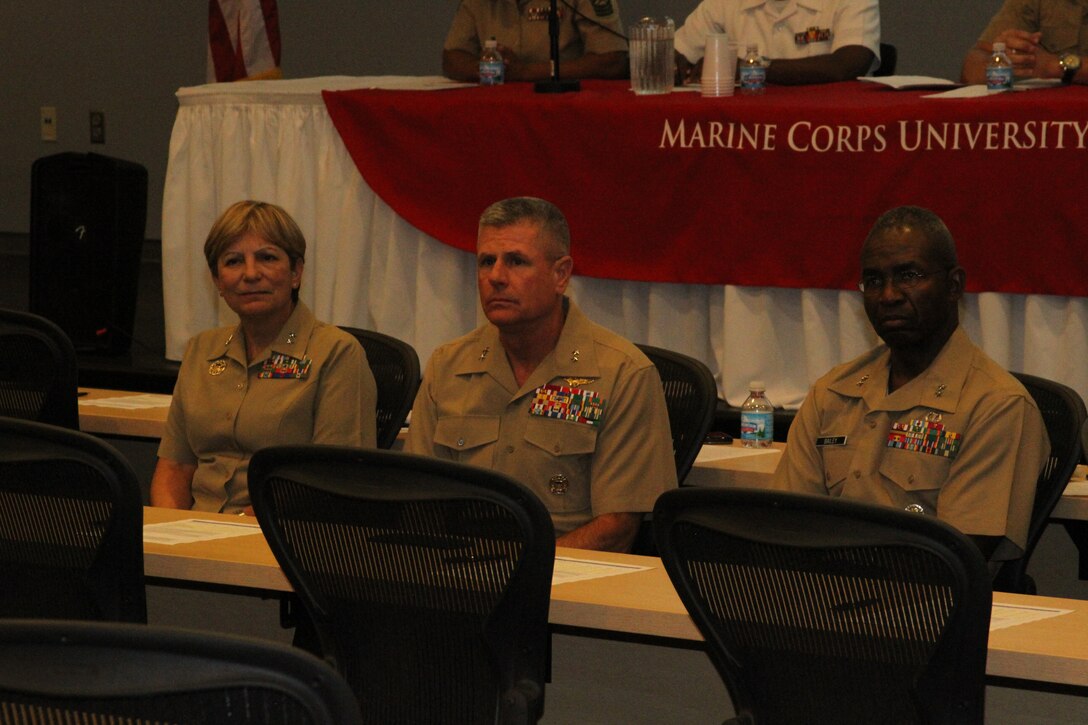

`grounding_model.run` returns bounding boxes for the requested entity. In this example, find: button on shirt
[406,299,677,536]
[770,327,1049,562]
[674,0,880,64]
